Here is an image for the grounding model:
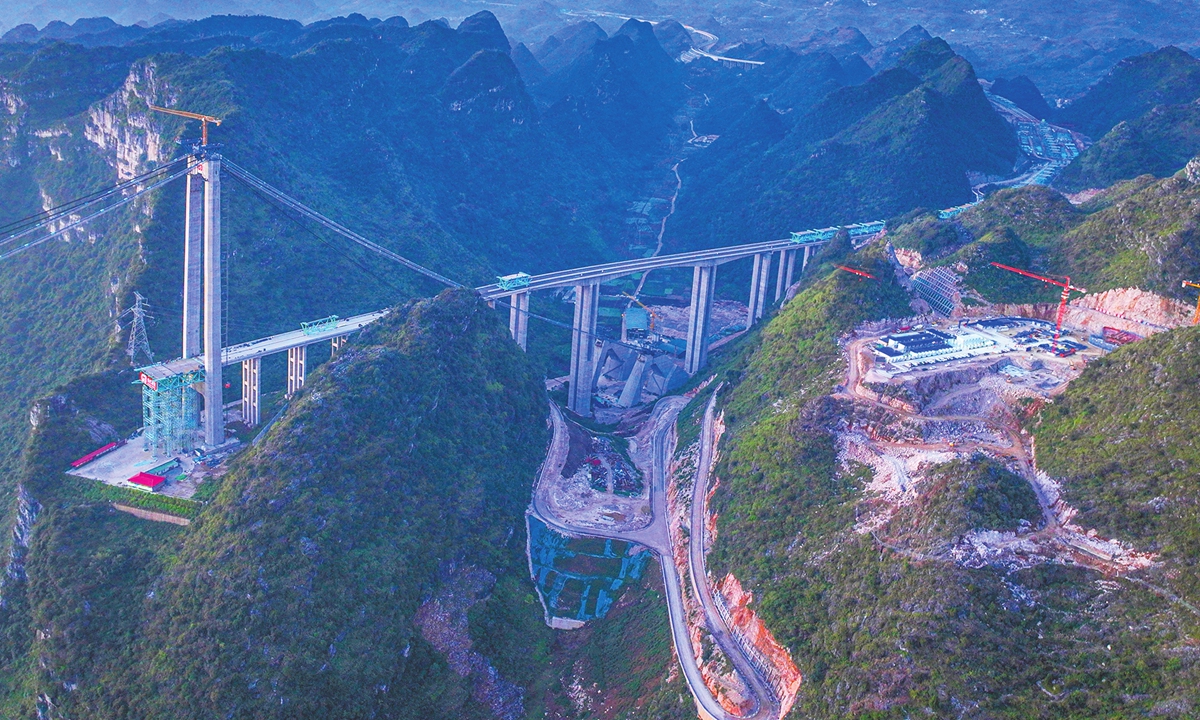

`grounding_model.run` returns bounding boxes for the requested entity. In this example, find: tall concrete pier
[241,358,260,427]
[202,155,224,447]
[568,283,599,415]
[508,291,529,351]
[747,252,772,325]
[685,264,716,375]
